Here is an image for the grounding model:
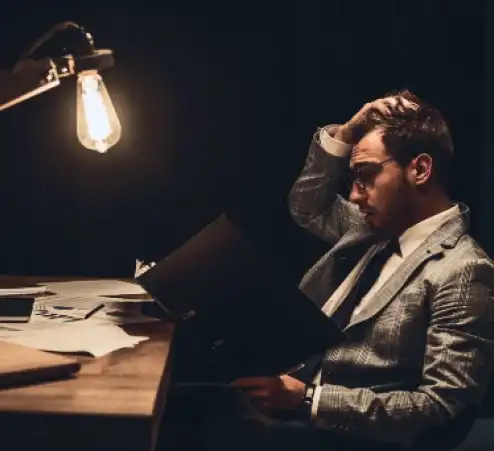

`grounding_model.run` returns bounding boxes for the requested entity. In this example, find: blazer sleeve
[312,258,494,446]
[288,127,365,245]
